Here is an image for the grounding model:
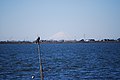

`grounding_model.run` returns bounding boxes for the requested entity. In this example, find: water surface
[0,43,120,80]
